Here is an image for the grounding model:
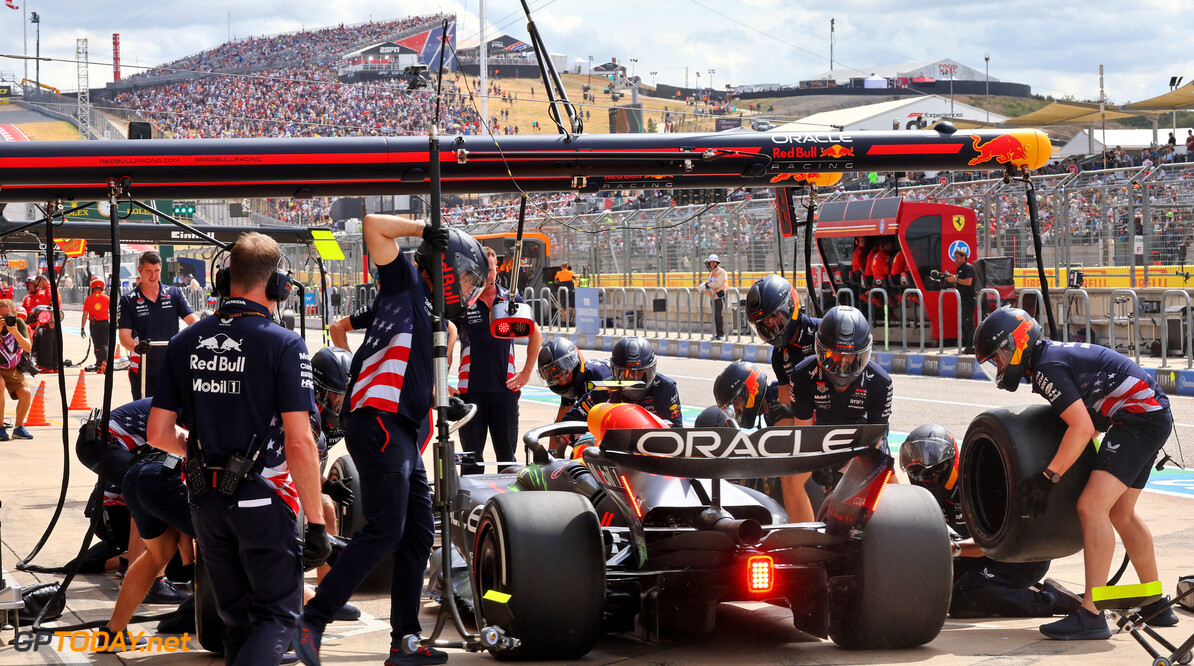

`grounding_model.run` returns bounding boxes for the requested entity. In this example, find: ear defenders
[213,266,292,302]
